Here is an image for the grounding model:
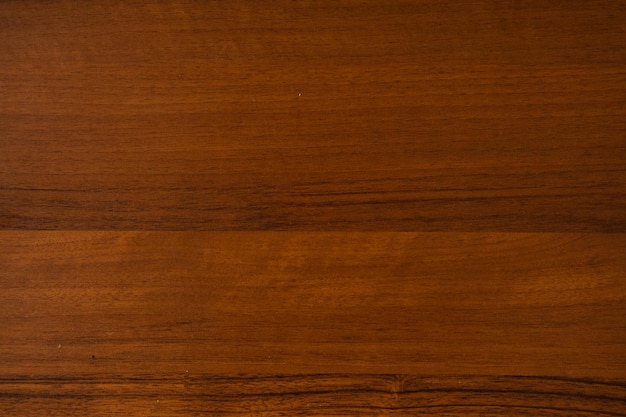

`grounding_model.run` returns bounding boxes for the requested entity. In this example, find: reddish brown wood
[1,1,625,415]
[2,375,625,416]
[1,232,625,415]
[1,0,624,231]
